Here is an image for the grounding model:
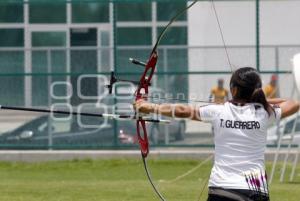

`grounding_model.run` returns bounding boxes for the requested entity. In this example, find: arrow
[0,106,170,124]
